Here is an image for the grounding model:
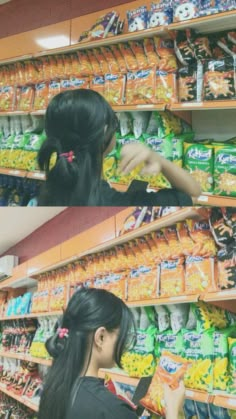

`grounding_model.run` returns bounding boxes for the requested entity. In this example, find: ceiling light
[36,35,70,49]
